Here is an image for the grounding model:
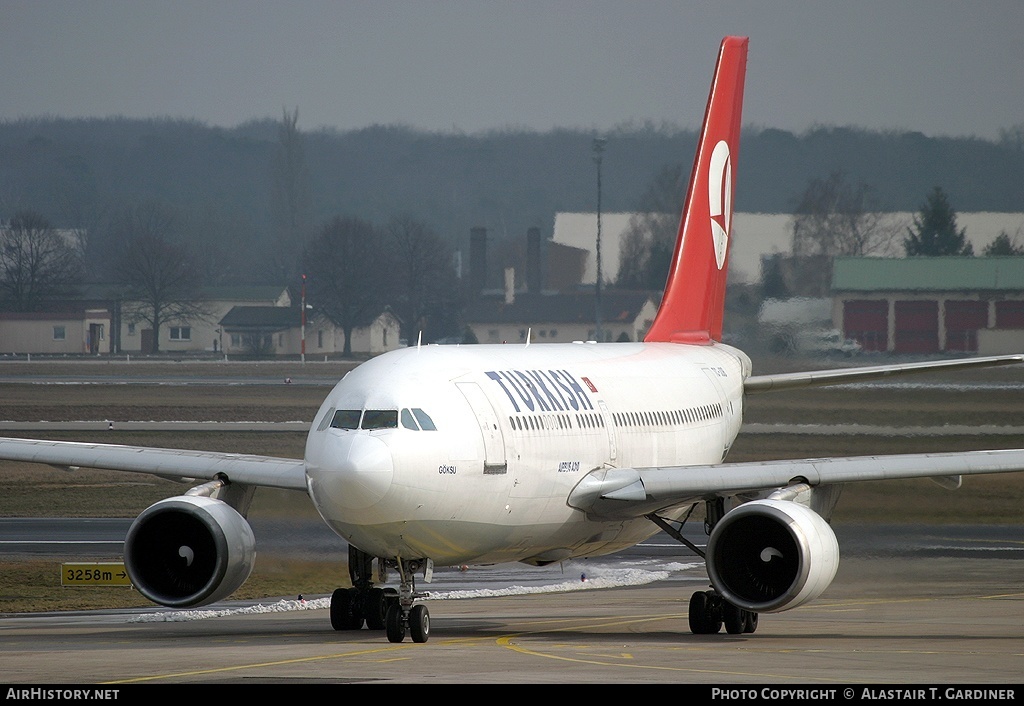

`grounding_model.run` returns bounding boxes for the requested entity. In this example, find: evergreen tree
[982,231,1024,256]
[904,187,973,256]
